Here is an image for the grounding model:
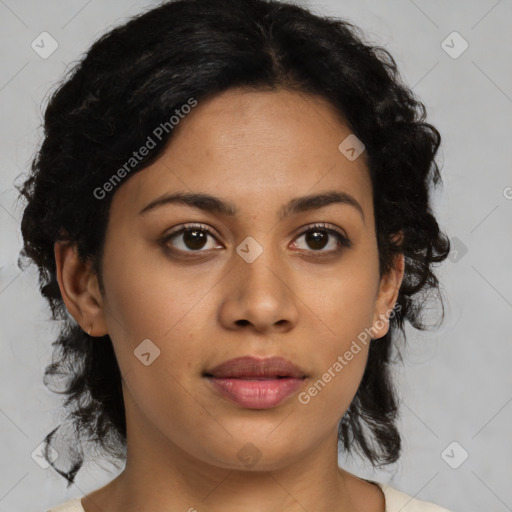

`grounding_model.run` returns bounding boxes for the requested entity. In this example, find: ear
[54,241,108,337]
[370,232,405,340]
